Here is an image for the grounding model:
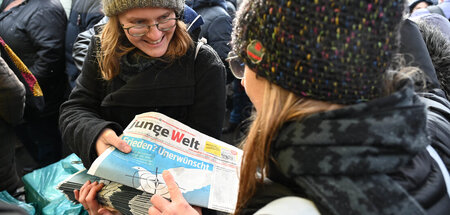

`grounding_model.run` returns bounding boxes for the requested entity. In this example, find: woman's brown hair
[97,16,193,80]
